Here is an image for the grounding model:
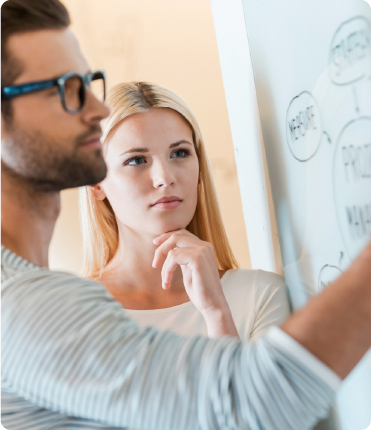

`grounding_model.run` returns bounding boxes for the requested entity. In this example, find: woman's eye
[171,149,190,158]
[125,157,146,166]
